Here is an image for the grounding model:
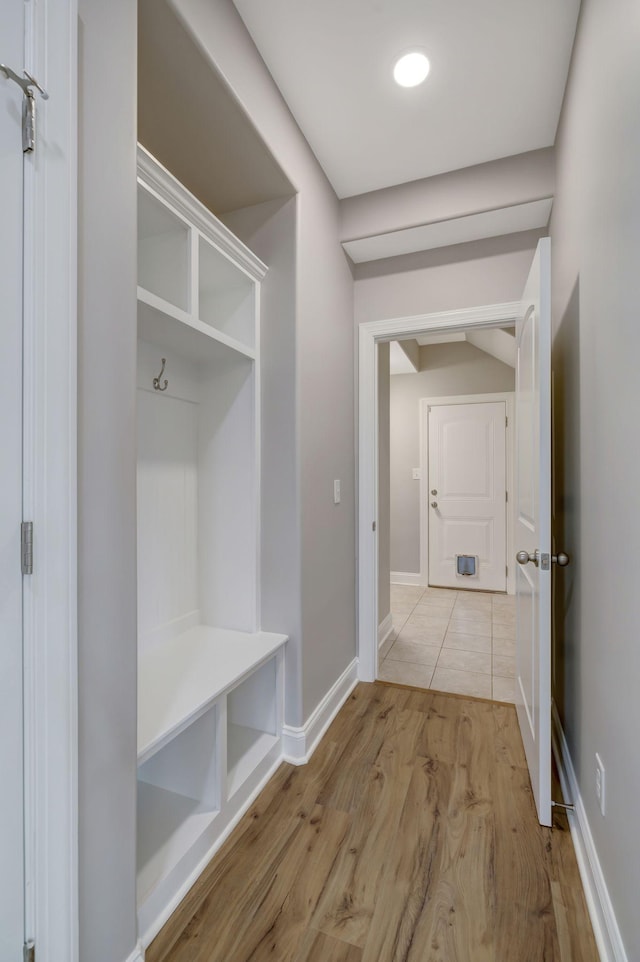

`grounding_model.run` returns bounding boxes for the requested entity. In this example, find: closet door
[0,0,27,957]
